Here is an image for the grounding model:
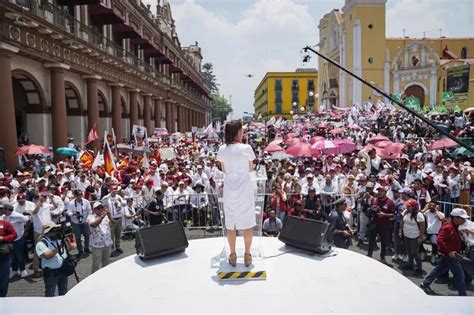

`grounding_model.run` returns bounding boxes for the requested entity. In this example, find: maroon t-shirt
[371,197,395,231]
